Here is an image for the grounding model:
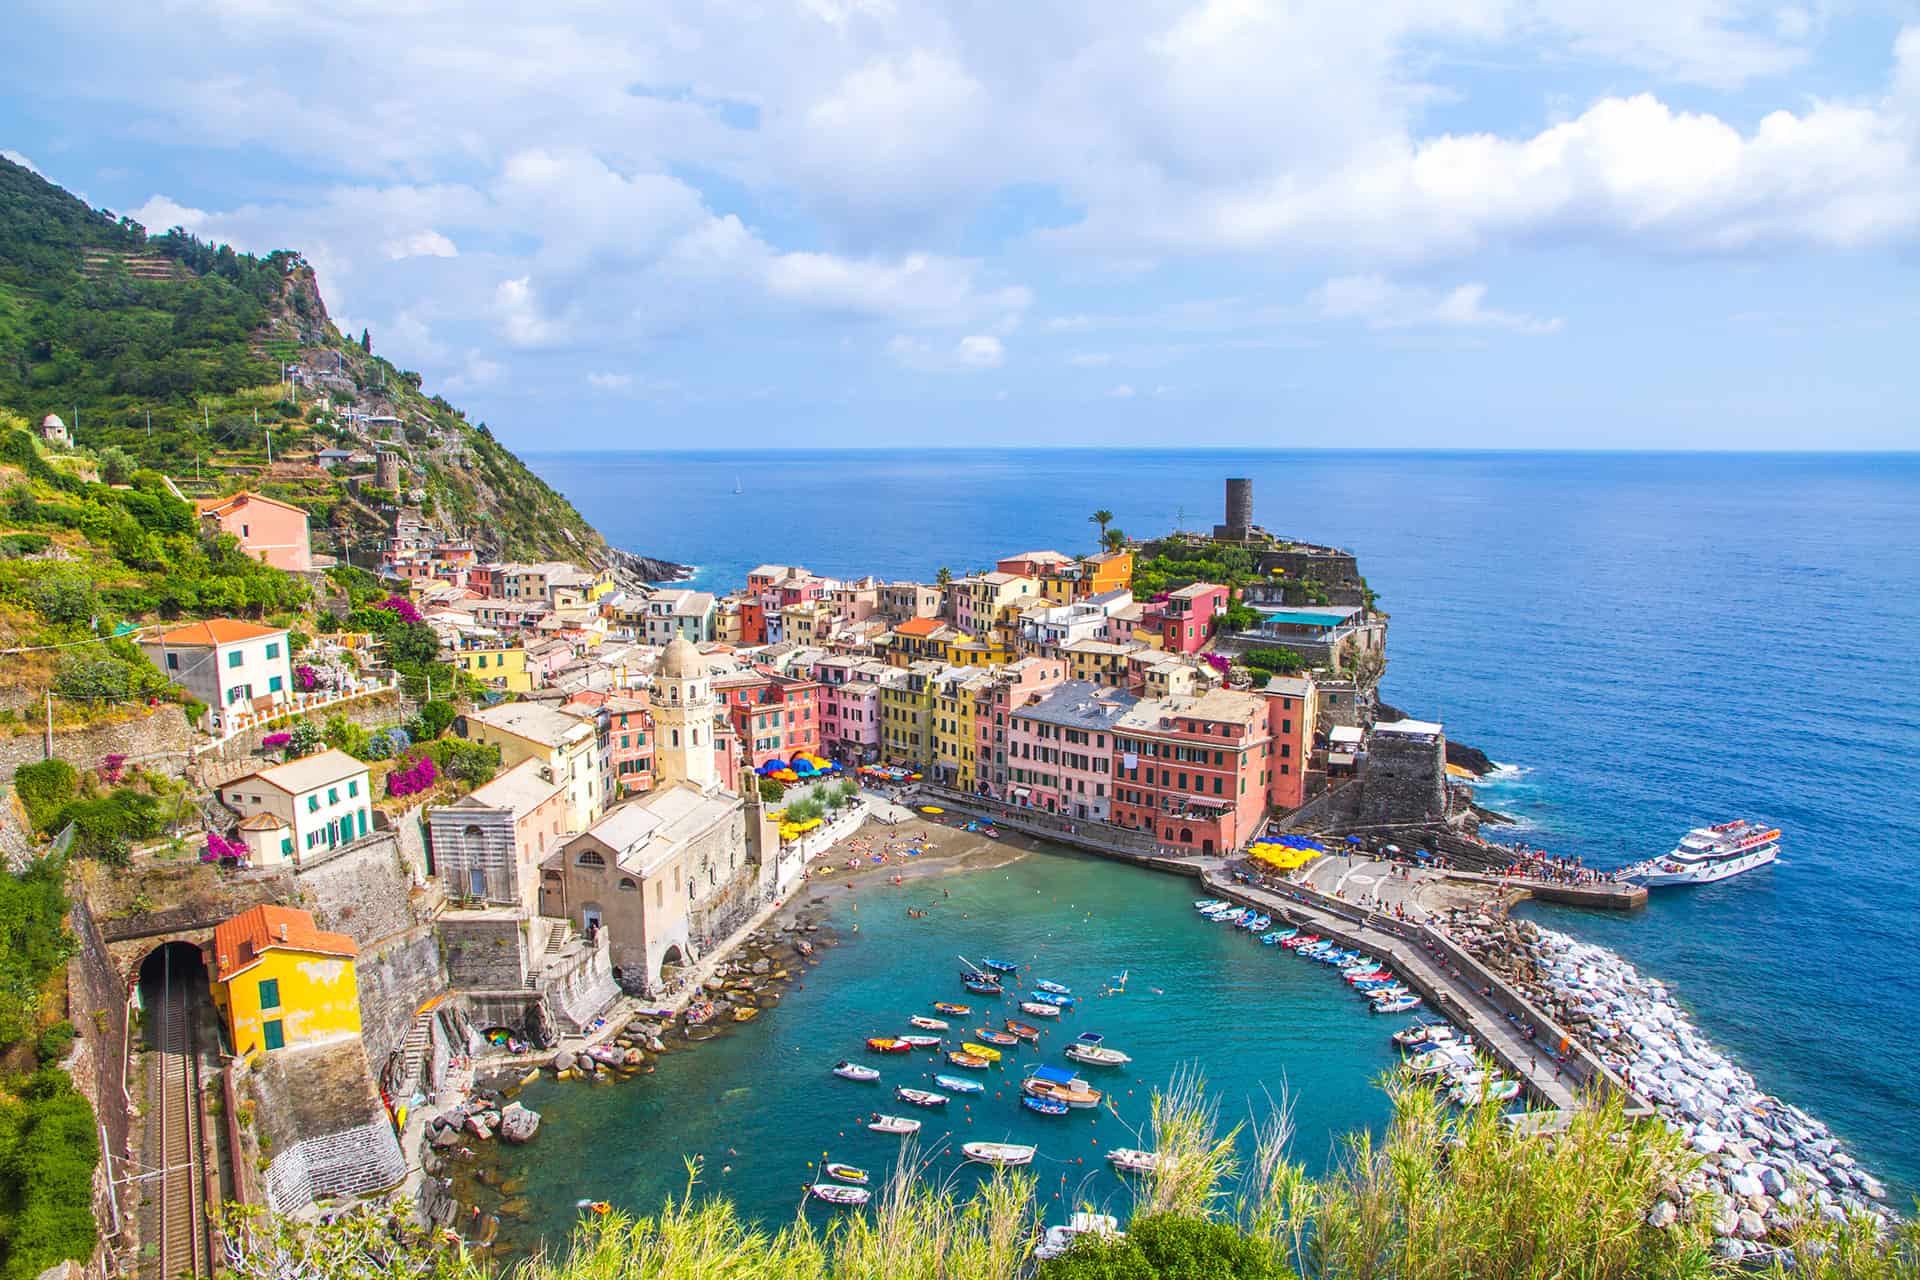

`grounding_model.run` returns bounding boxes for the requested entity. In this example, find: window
[258,978,281,1009]
[228,650,244,668]
[281,837,292,855]
[269,675,284,693]
[618,877,637,891]
[328,788,338,805]
[348,779,358,797]
[265,642,280,659]
[577,849,606,867]
[166,653,179,670]
[308,795,320,812]
[263,1019,285,1051]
